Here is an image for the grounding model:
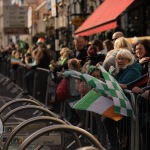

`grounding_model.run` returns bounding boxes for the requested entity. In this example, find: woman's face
[135,43,147,59]
[87,45,96,56]
[116,54,130,68]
